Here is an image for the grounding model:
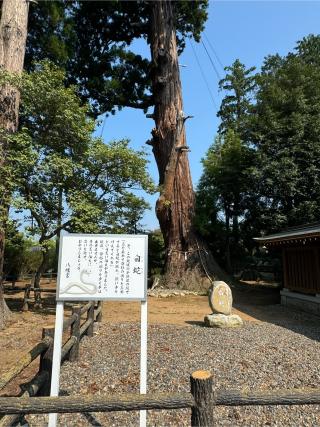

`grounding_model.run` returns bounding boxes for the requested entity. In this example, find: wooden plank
[0,339,50,391]
[0,393,194,414]
[282,249,288,289]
